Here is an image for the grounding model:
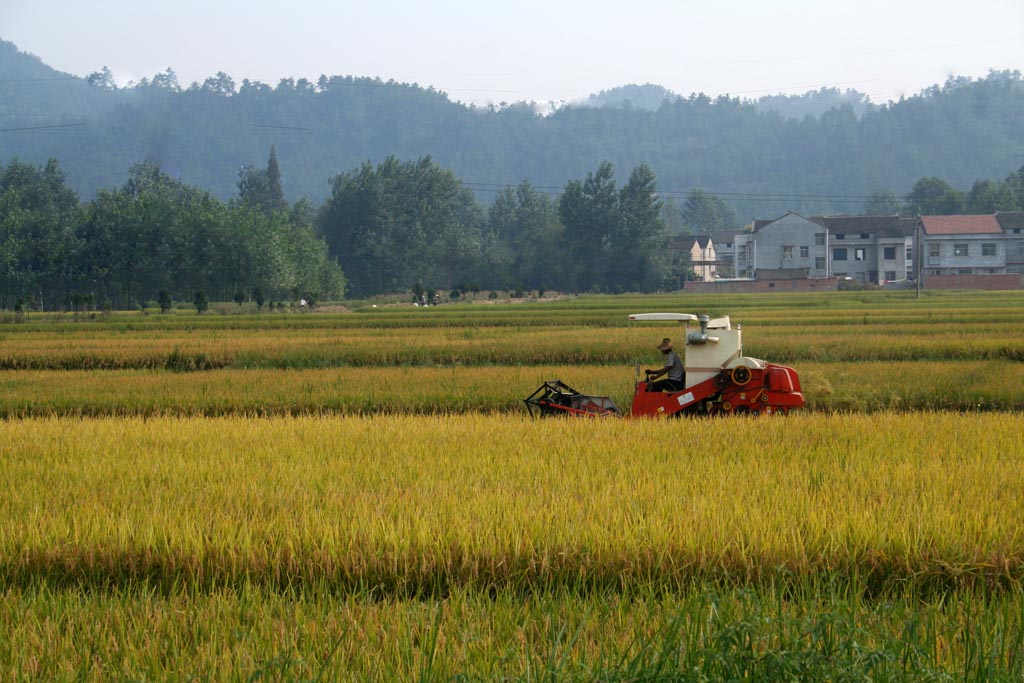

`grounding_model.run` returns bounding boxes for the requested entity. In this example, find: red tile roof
[920,215,1003,235]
